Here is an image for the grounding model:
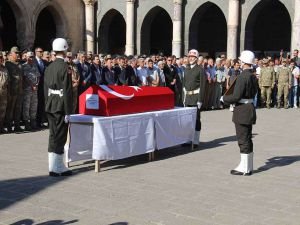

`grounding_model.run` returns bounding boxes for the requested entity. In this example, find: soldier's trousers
[261,86,272,105]
[235,123,253,154]
[5,94,22,126]
[23,90,38,121]
[187,105,201,131]
[277,83,289,106]
[0,91,8,128]
[47,112,68,154]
